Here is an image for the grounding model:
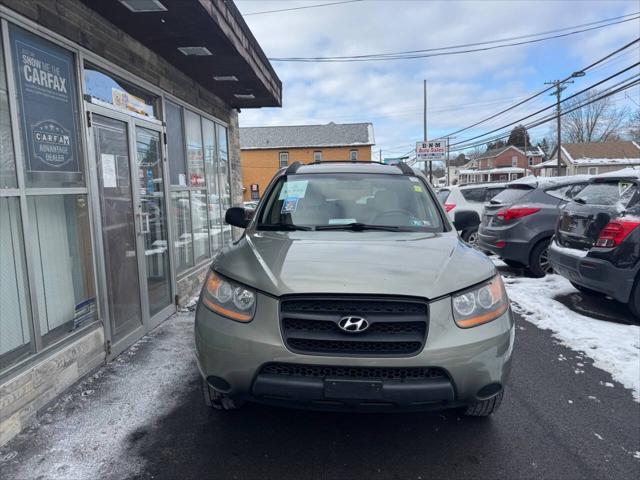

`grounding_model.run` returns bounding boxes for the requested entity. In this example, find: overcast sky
[235,0,639,159]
